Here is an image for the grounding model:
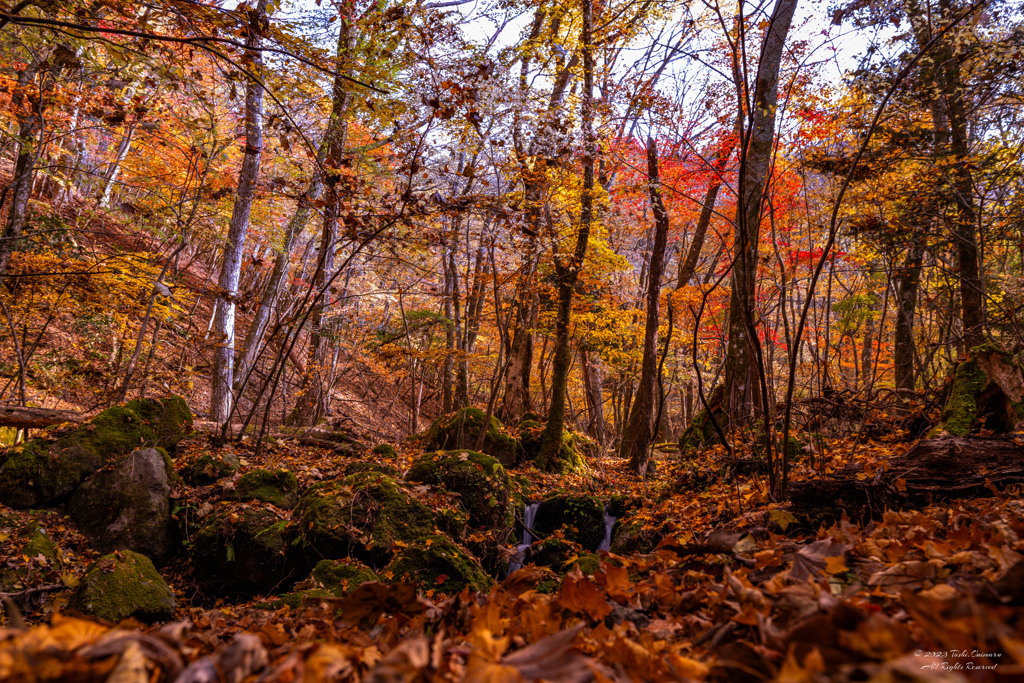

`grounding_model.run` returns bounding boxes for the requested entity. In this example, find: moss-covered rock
[371,444,398,459]
[608,495,641,519]
[343,461,400,477]
[126,396,193,448]
[534,494,605,551]
[0,398,191,509]
[609,519,662,555]
[529,537,572,569]
[929,348,1024,437]
[68,448,176,565]
[406,451,514,532]
[181,453,240,485]
[69,551,175,623]
[311,558,379,592]
[384,535,493,594]
[518,419,544,460]
[421,408,522,468]
[294,472,435,569]
[236,469,299,508]
[192,503,296,594]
